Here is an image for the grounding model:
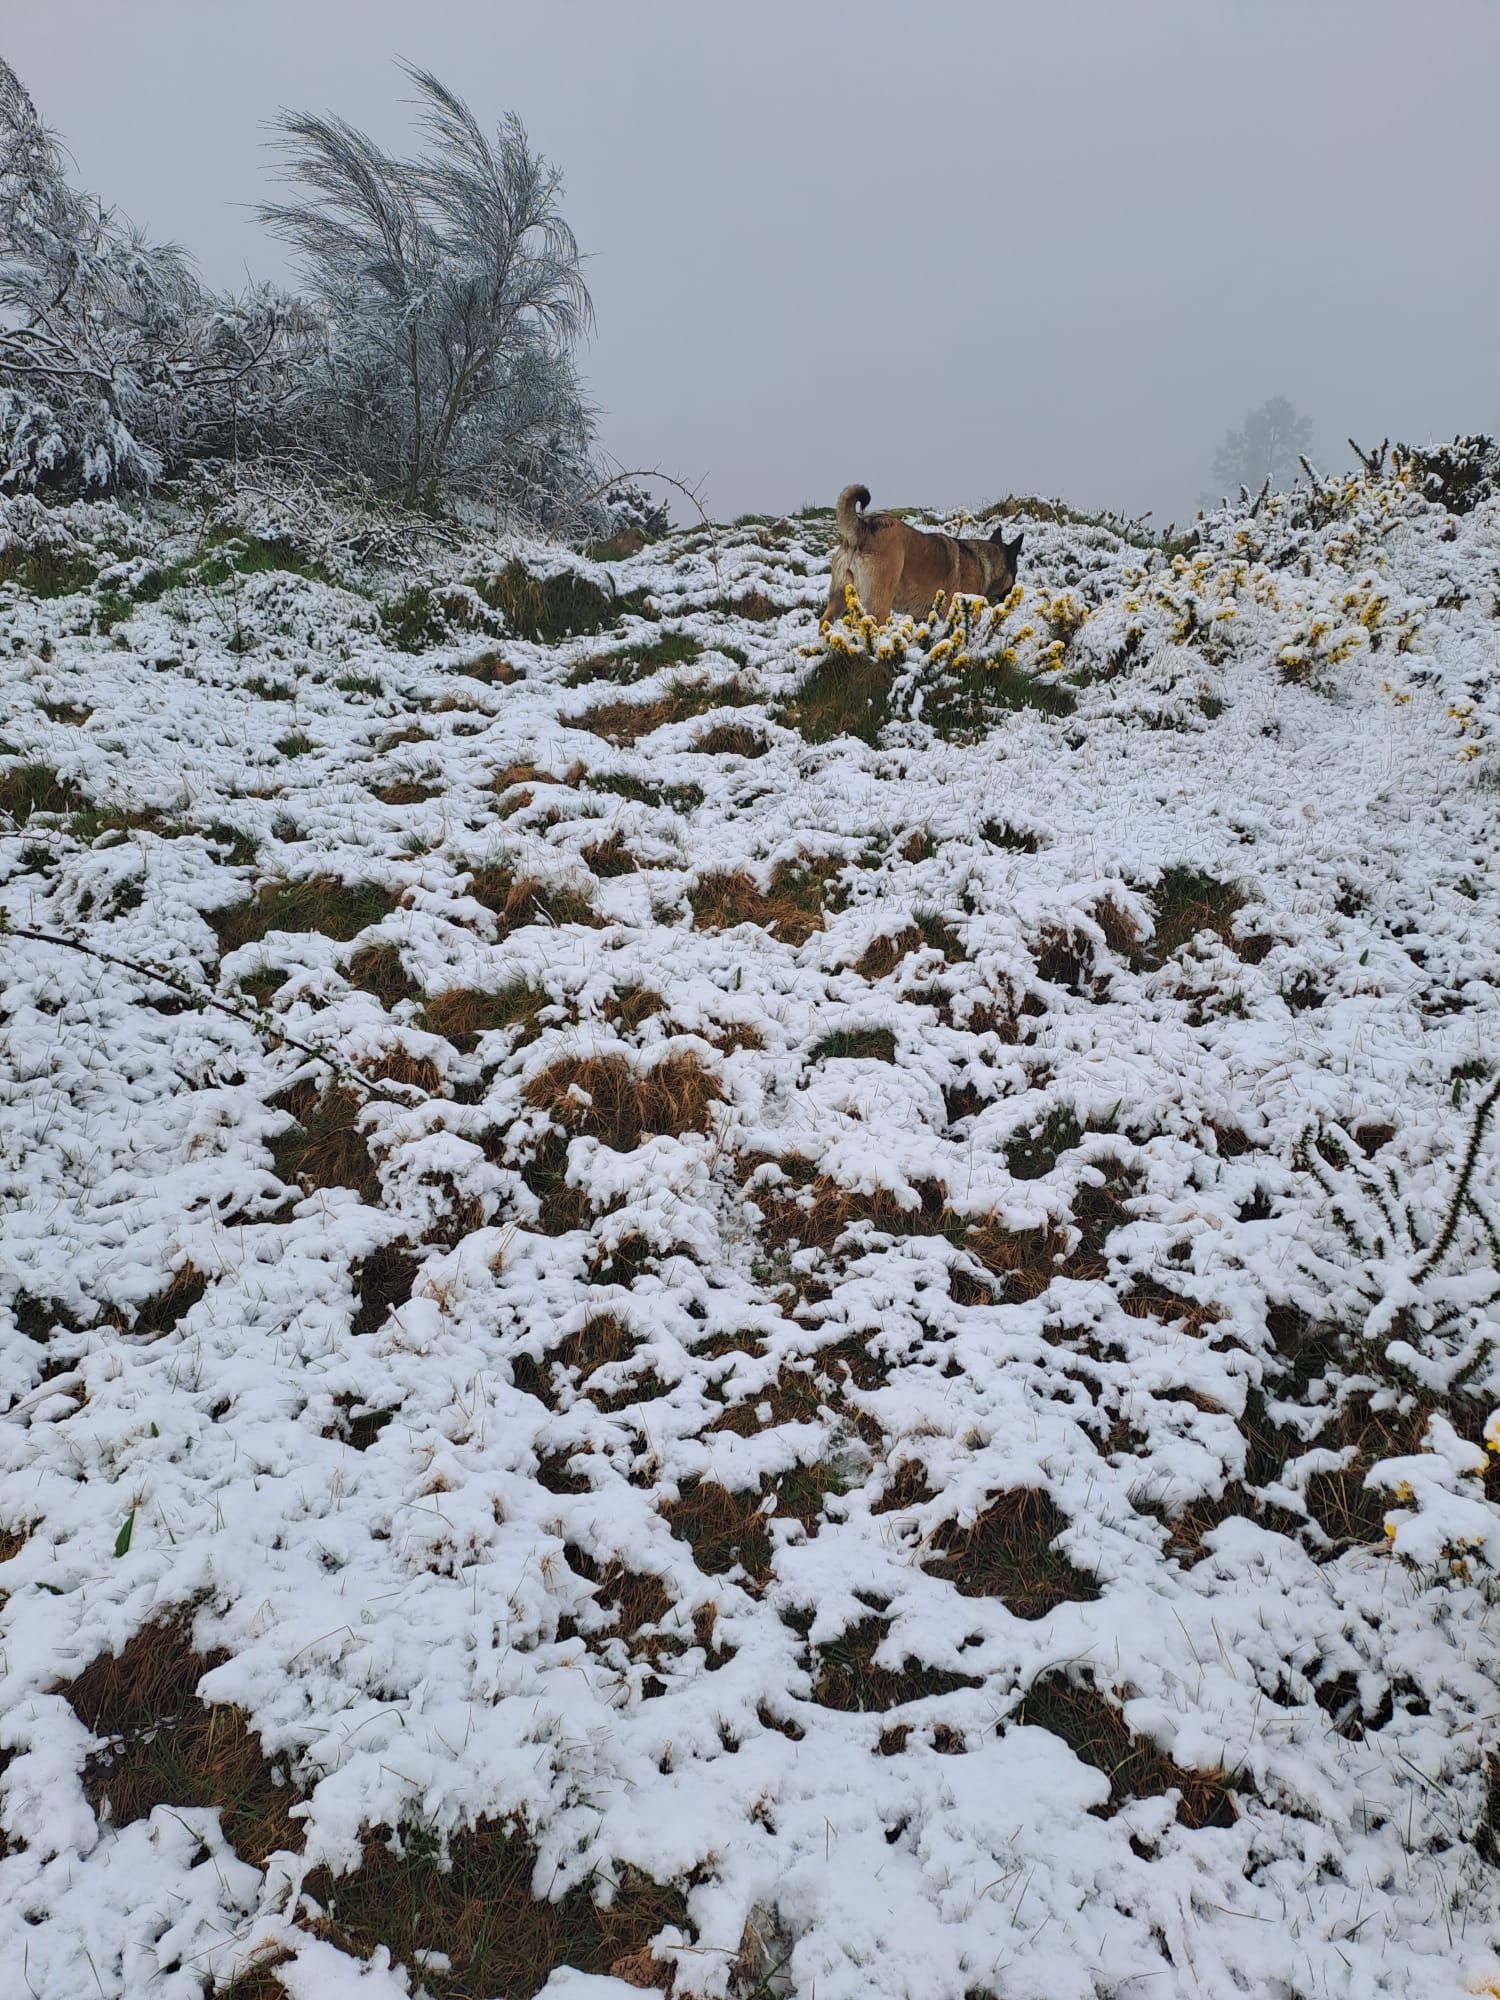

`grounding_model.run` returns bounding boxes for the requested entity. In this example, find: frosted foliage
[260,65,595,519]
